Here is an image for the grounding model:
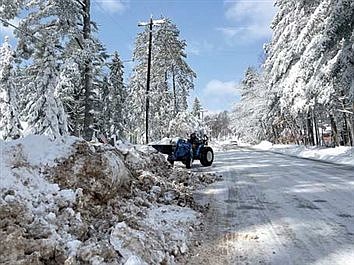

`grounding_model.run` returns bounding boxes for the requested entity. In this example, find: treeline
[0,0,196,144]
[233,0,354,146]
